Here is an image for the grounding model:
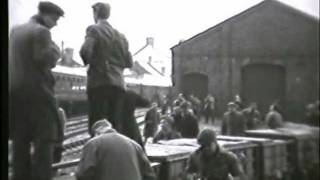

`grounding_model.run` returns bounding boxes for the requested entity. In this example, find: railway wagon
[51,129,318,180]
[245,123,319,180]
[52,138,257,180]
[52,67,171,118]
[218,136,290,180]
[52,70,87,118]
[52,162,161,180]
[146,138,257,180]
